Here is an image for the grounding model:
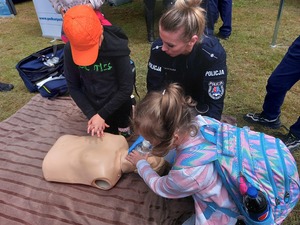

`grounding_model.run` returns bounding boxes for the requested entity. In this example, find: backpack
[36,74,68,99]
[174,116,300,225]
[16,44,68,98]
